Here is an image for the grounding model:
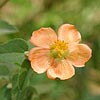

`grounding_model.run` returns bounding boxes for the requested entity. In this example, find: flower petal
[58,24,81,44]
[67,44,92,67]
[28,47,51,73]
[28,47,49,61]
[47,60,75,80]
[30,28,57,48]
